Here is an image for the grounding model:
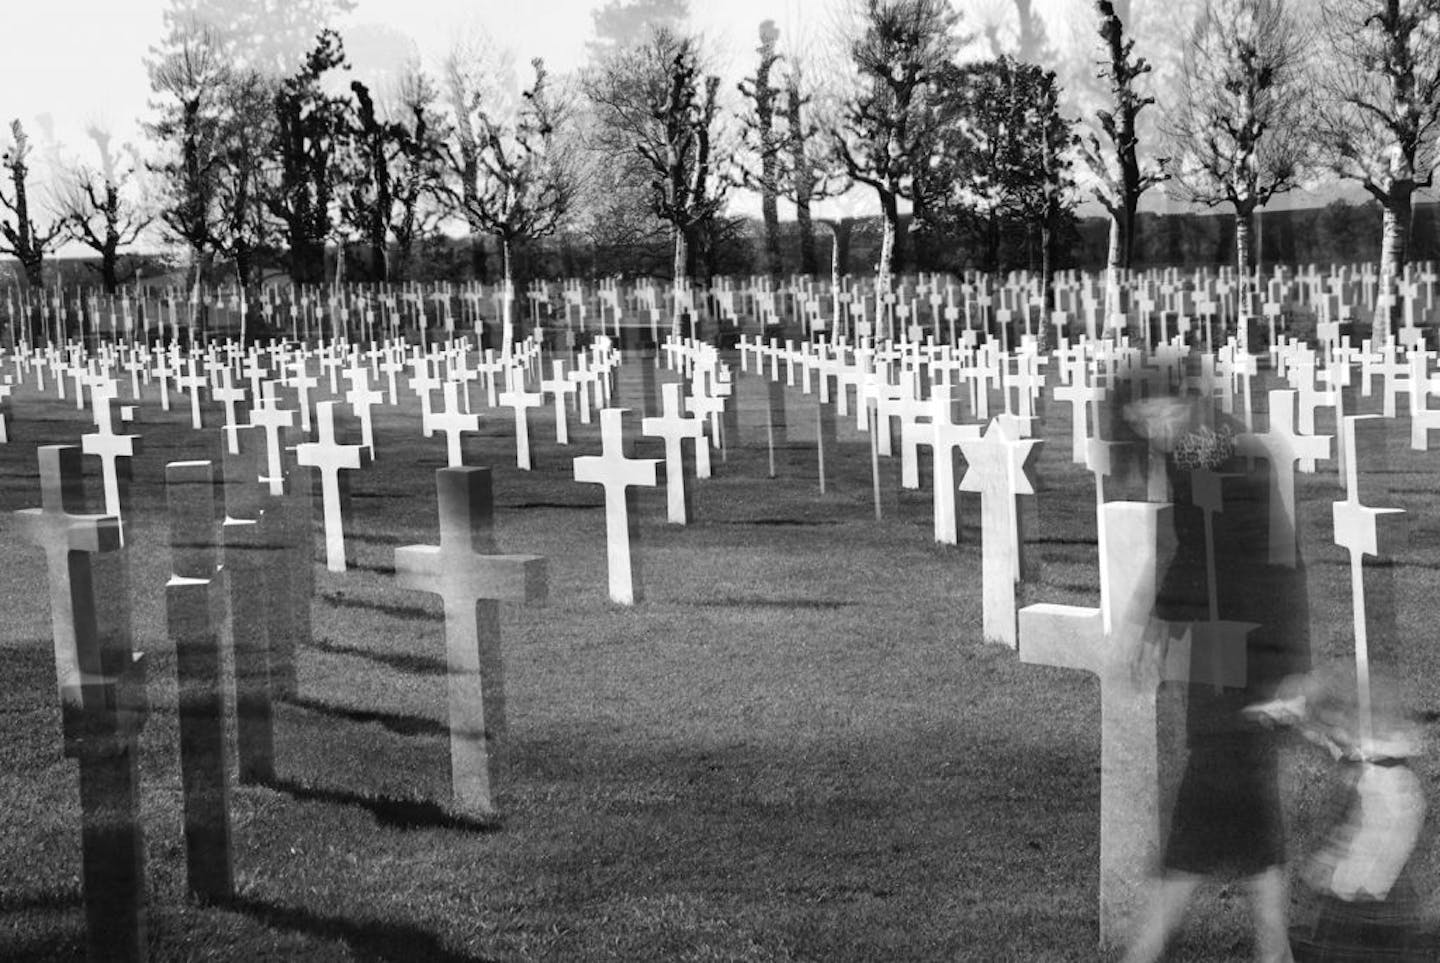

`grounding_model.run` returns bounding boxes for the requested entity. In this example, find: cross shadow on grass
[230,896,502,963]
[306,636,446,676]
[0,889,81,914]
[282,695,449,739]
[260,775,500,834]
